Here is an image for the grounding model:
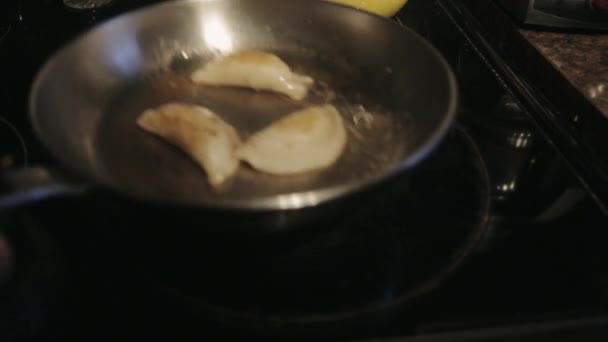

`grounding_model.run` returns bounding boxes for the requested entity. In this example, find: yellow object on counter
[323,0,409,17]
